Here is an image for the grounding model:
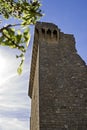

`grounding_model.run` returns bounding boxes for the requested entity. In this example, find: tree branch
[2,30,25,51]
[0,23,34,33]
